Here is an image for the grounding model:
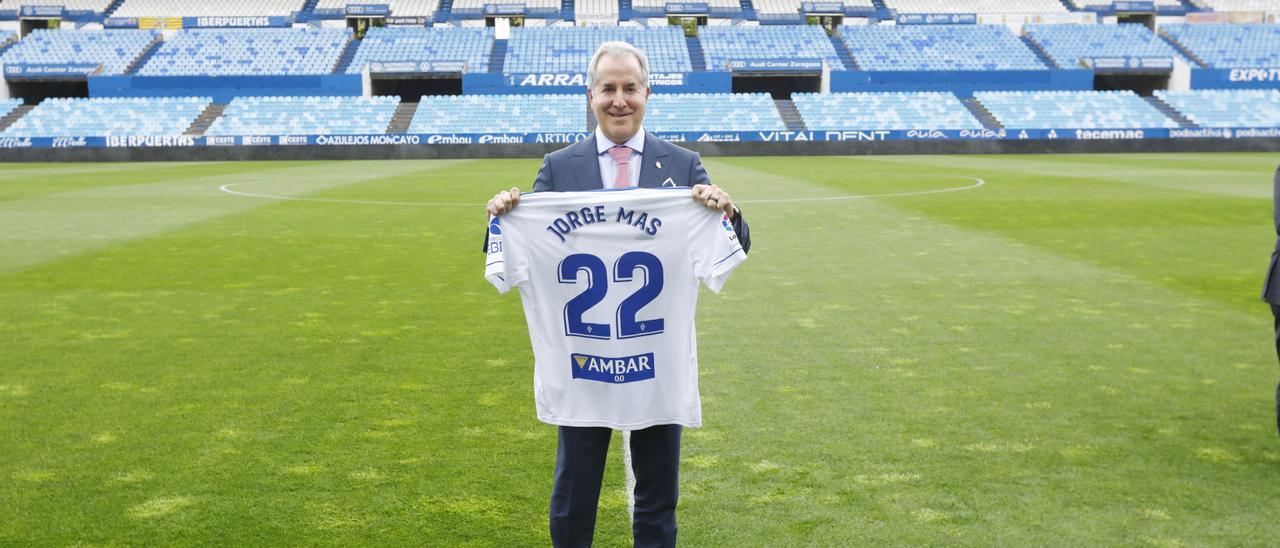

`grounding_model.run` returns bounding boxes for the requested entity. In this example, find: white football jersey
[485,188,746,430]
